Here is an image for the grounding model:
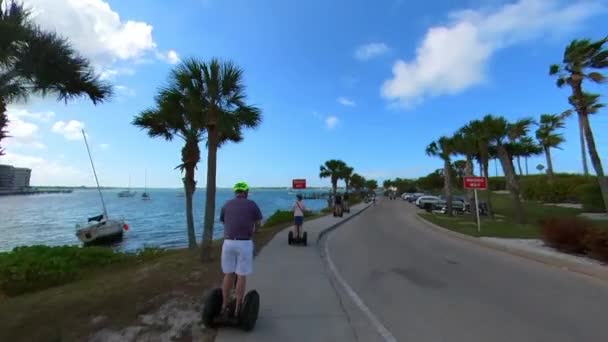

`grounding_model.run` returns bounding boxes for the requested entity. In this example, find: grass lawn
[0,211,322,342]
[419,192,606,239]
